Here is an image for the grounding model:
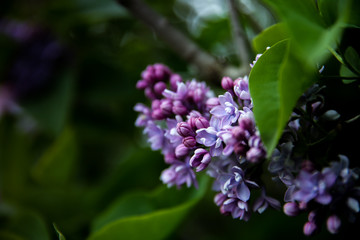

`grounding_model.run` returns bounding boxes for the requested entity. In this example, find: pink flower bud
[327,215,341,234]
[221,76,234,90]
[176,122,195,137]
[136,79,148,89]
[170,74,182,90]
[183,136,196,148]
[195,117,209,129]
[175,144,190,158]
[153,82,167,96]
[160,99,173,116]
[172,100,187,115]
[283,202,300,216]
[303,221,317,236]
